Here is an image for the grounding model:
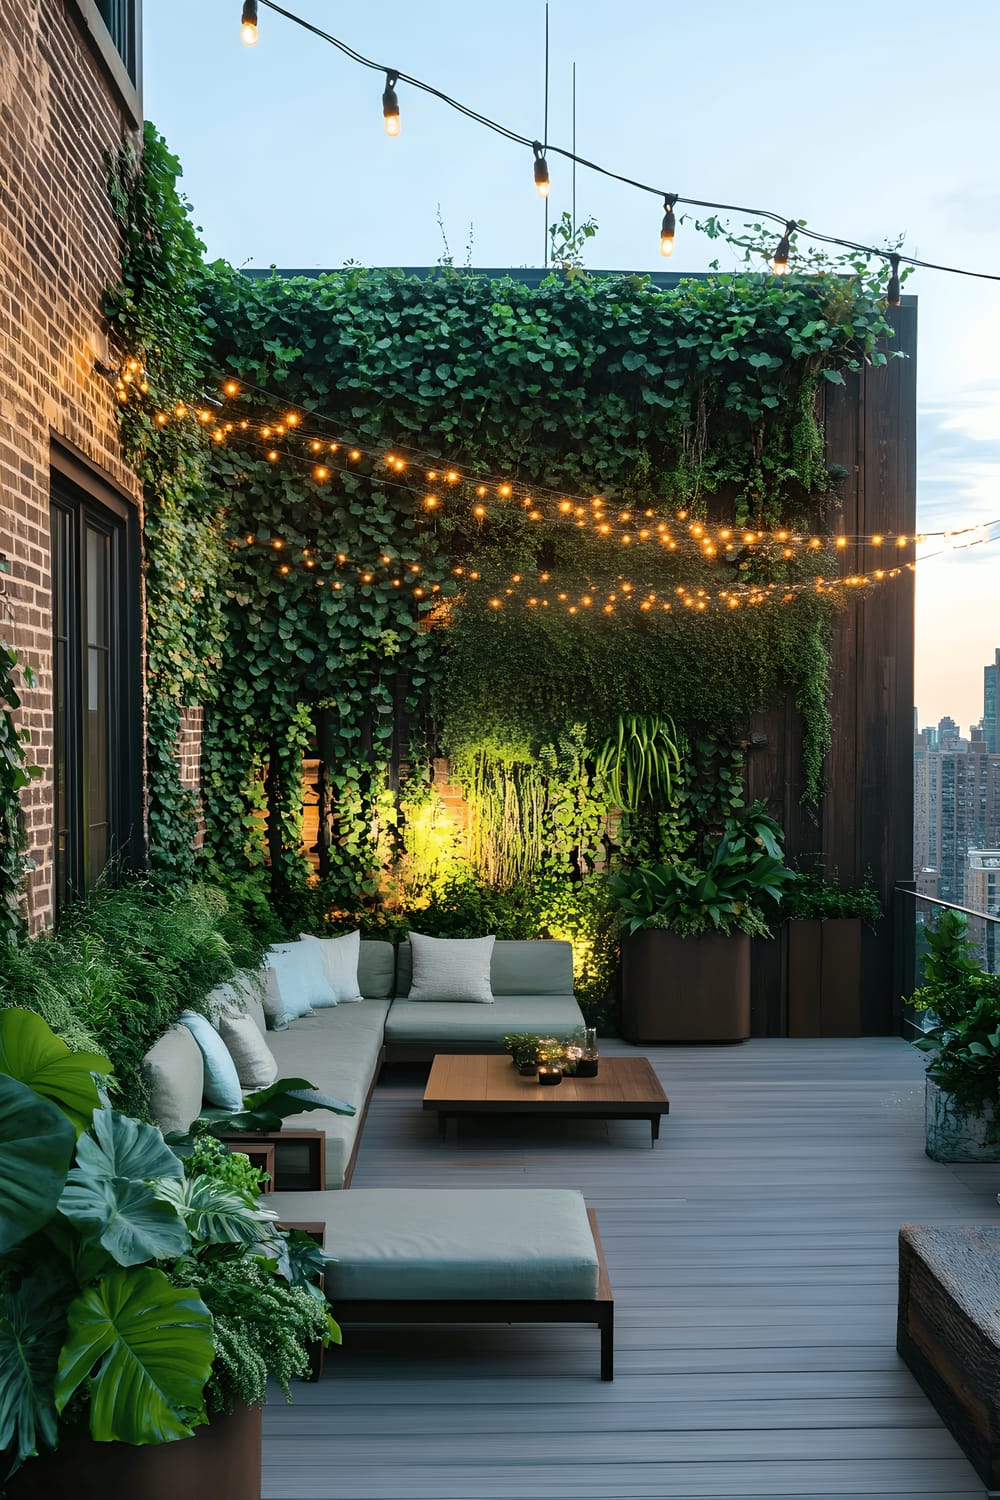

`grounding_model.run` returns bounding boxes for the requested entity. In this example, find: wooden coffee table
[423,1054,669,1146]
